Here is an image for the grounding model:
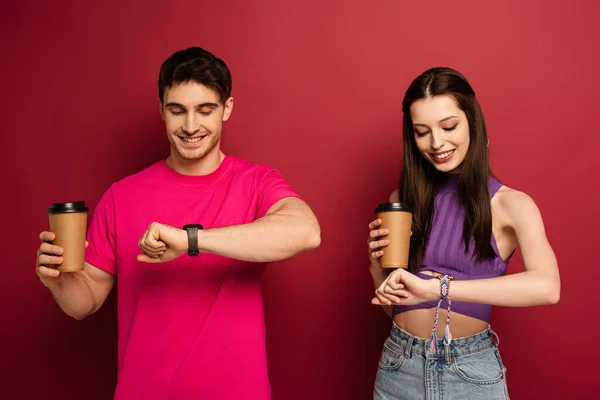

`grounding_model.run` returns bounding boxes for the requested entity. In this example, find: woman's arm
[373,190,560,307]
